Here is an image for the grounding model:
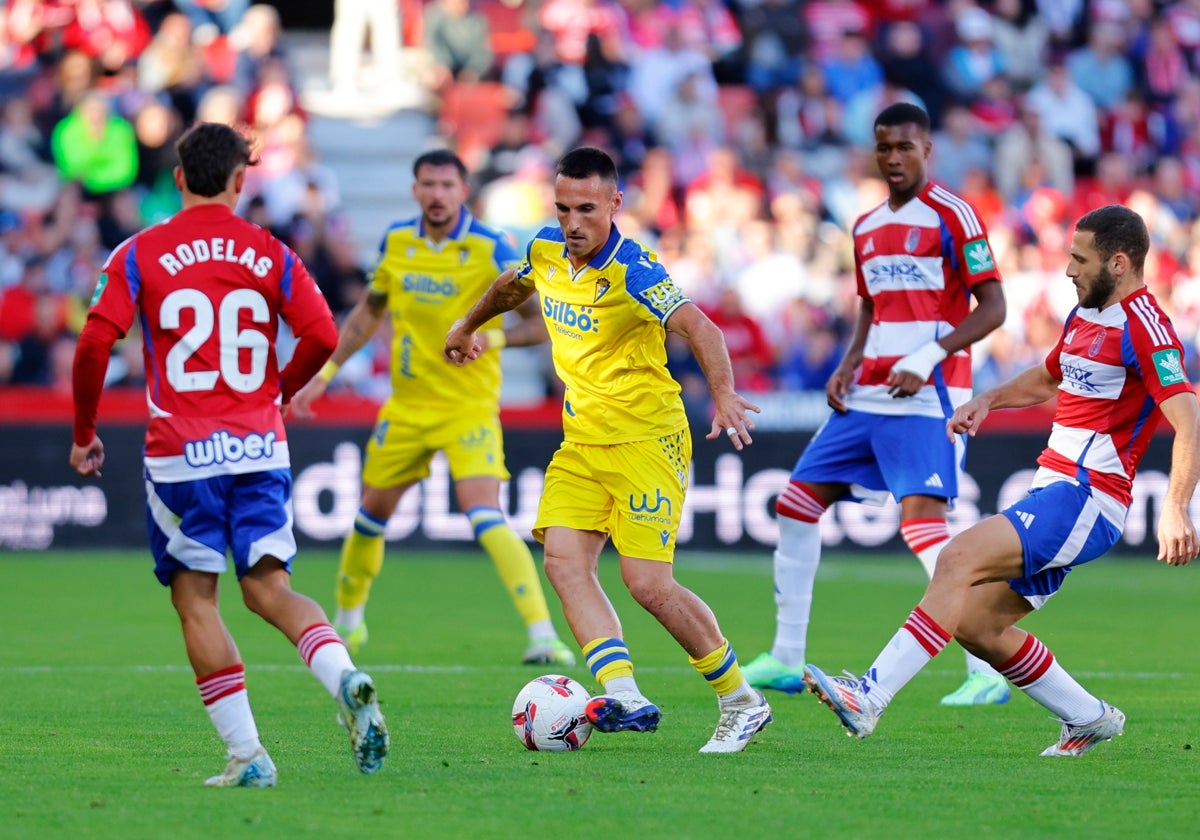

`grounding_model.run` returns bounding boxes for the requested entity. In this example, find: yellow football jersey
[516,224,689,443]
[371,209,519,415]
